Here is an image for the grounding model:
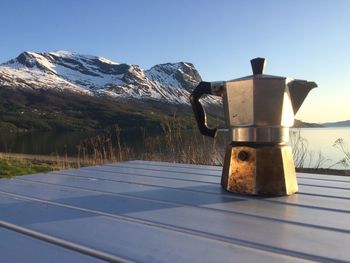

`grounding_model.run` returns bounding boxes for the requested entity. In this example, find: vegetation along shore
[1,123,349,178]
